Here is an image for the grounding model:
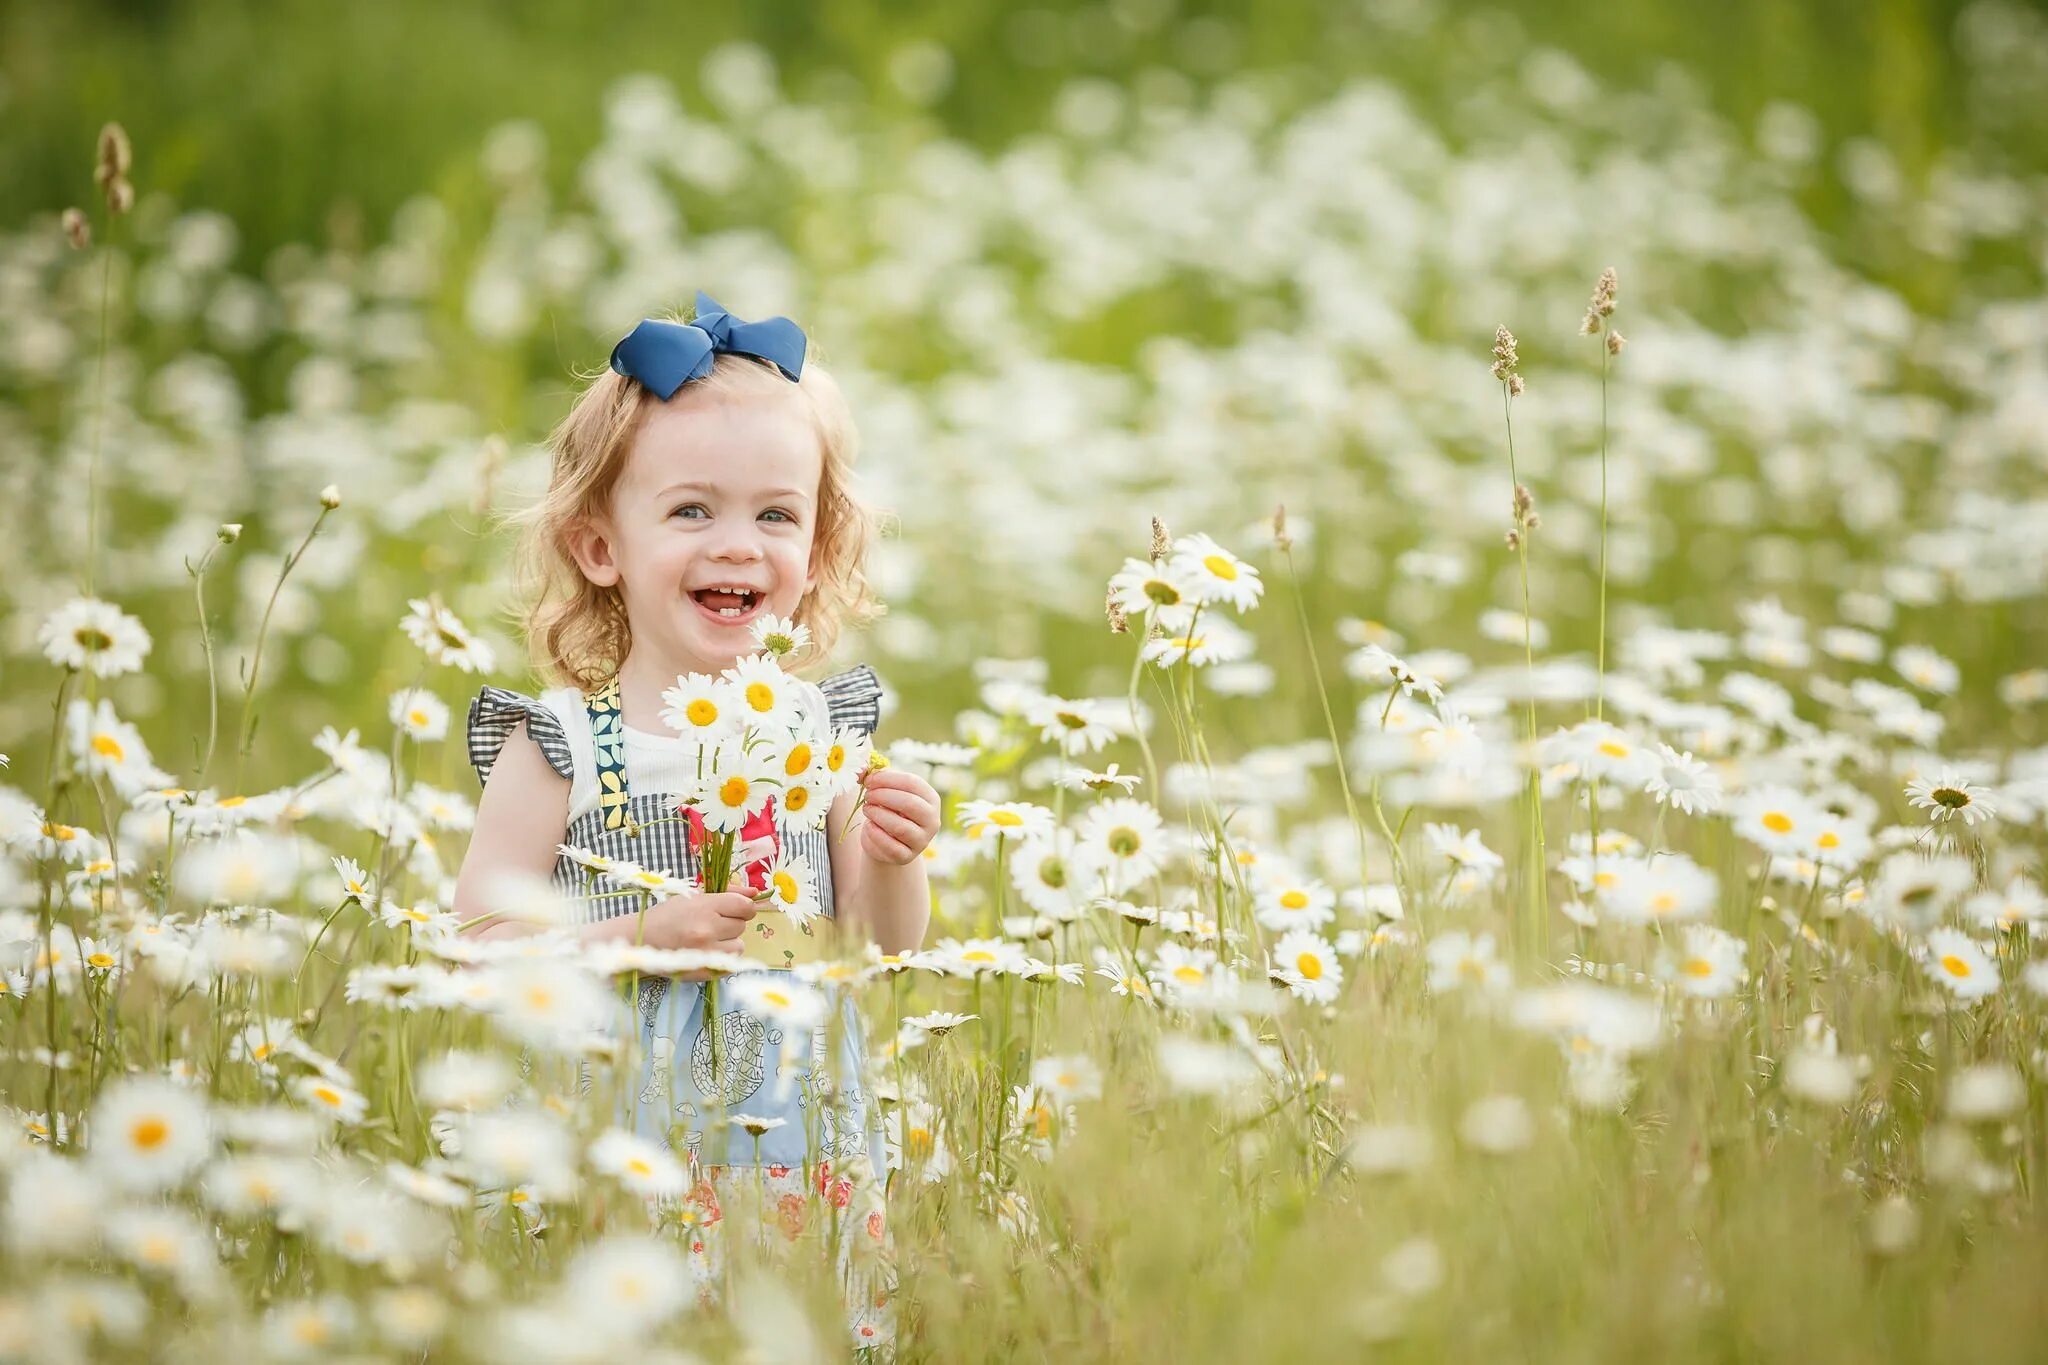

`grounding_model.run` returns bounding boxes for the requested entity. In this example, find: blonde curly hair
[509,325,884,689]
